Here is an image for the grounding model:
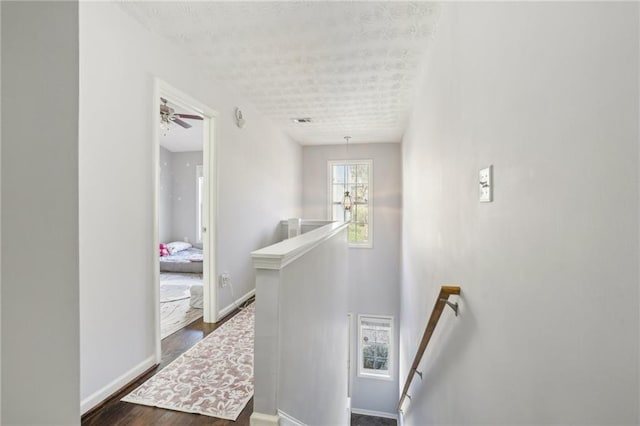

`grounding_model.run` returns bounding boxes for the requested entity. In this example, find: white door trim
[152,79,219,362]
